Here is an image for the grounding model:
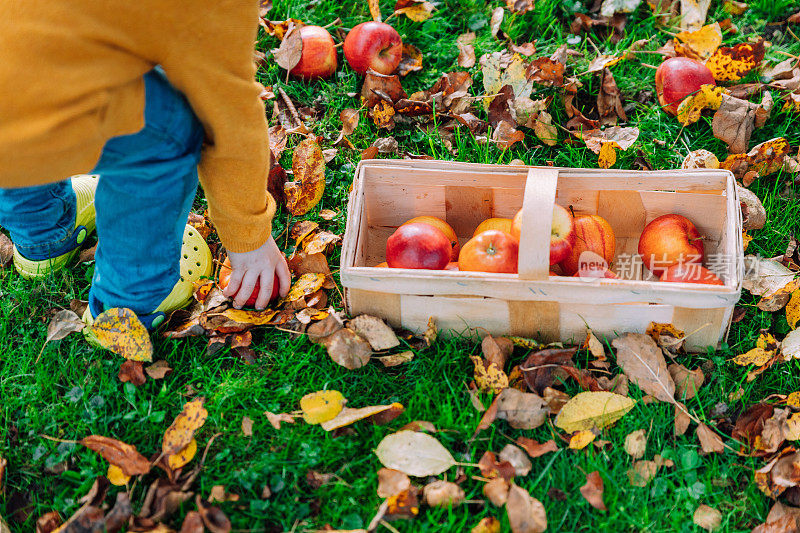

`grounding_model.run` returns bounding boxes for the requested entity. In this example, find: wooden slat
[508,300,560,342]
[518,168,559,280]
